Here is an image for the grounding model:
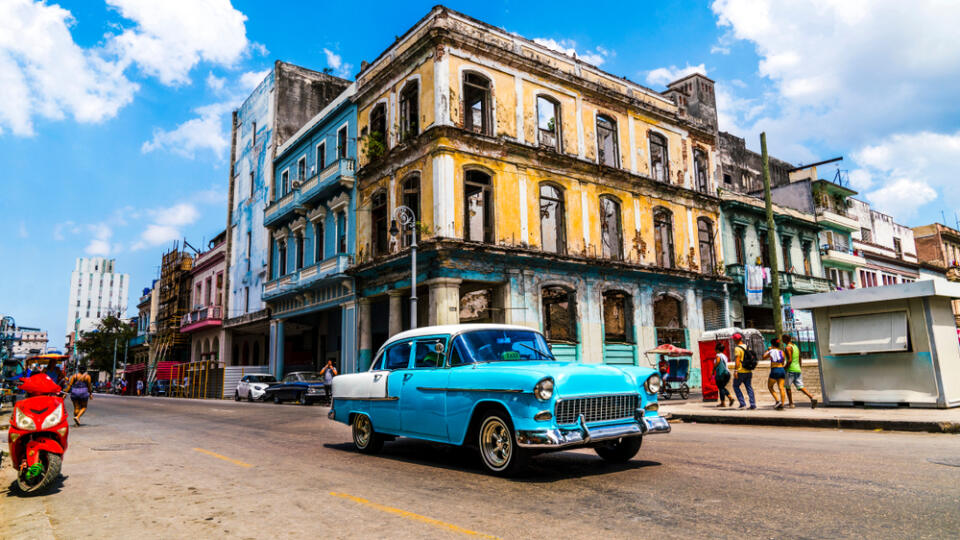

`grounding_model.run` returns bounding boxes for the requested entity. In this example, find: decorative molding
[272,226,290,240]
[290,217,307,234]
[329,192,350,213]
[307,205,327,223]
